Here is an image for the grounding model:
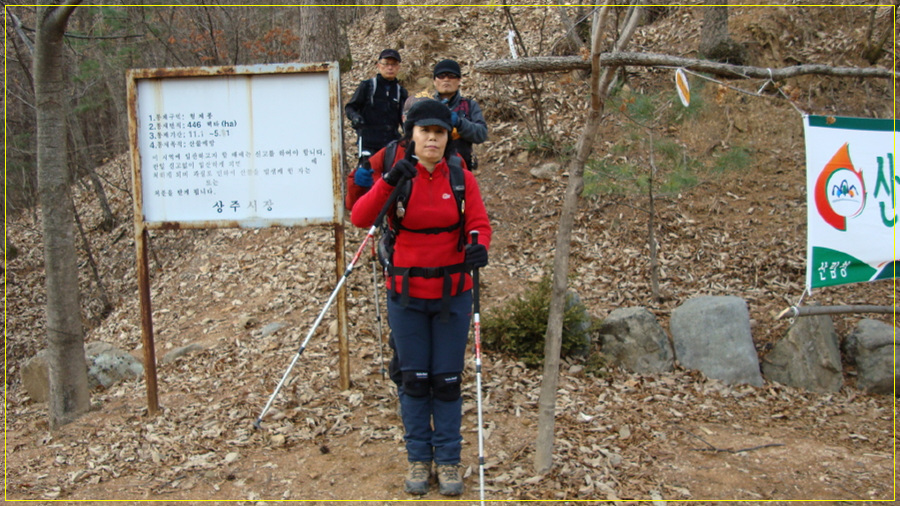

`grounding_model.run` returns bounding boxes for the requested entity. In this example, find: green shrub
[582,158,639,197]
[712,145,752,173]
[481,276,592,367]
[520,134,565,157]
